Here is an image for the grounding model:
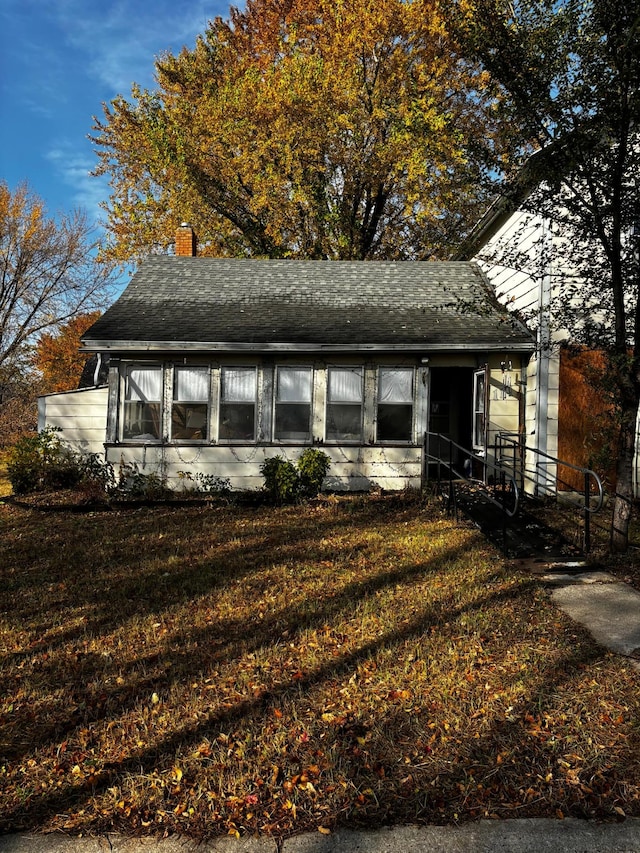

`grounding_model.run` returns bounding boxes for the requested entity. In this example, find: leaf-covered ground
[0,494,638,839]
